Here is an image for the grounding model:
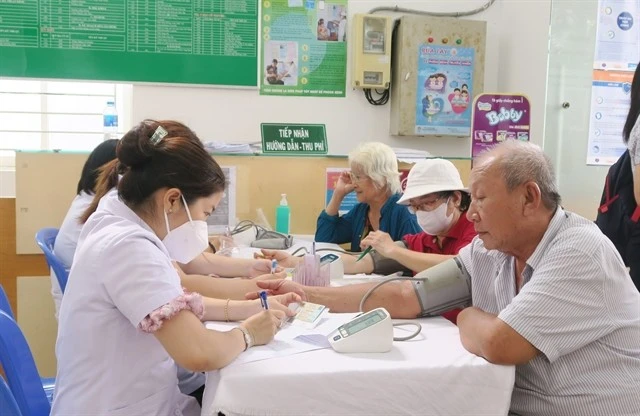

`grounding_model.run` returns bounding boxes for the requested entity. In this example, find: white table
[201,317,515,416]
